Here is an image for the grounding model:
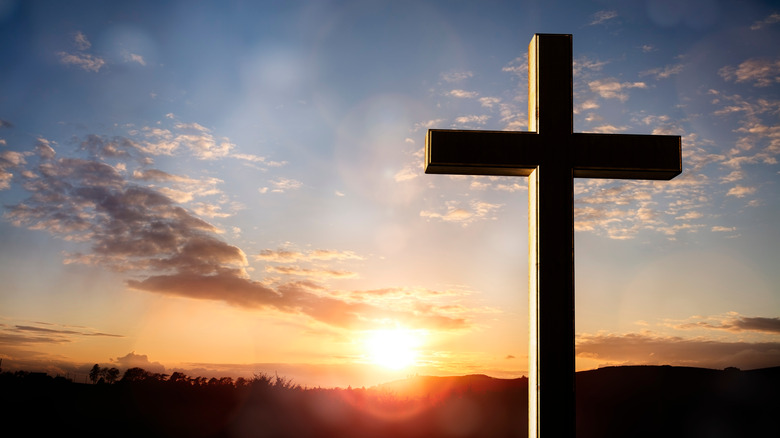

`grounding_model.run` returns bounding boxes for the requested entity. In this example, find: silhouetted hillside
[576,365,780,437]
[1,366,777,437]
